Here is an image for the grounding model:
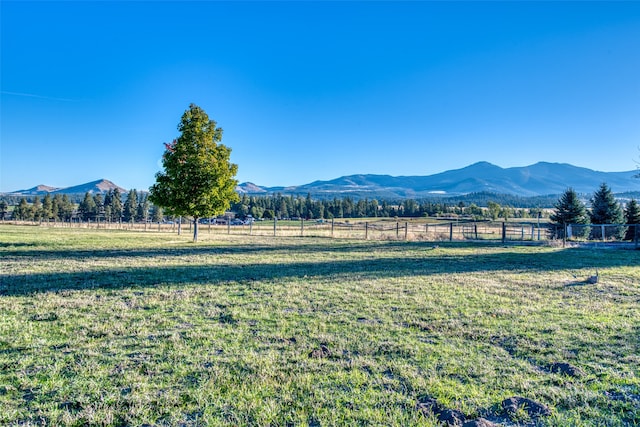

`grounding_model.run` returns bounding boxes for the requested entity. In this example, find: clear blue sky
[1,1,639,192]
